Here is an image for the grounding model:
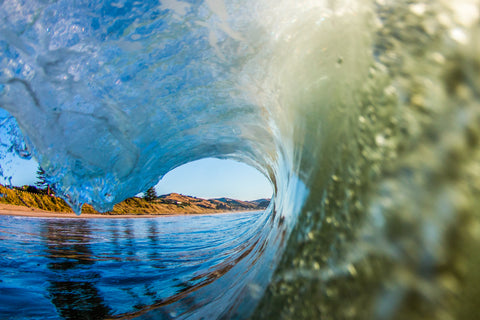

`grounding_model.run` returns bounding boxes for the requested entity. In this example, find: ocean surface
[0,211,265,319]
[0,0,479,319]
